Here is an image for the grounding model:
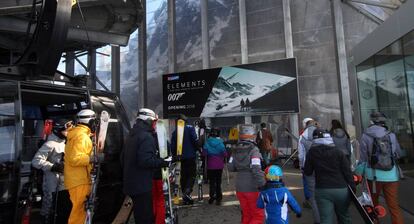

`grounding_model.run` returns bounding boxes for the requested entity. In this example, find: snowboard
[85,110,110,224]
[156,119,177,223]
[111,196,133,224]
[173,119,185,205]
